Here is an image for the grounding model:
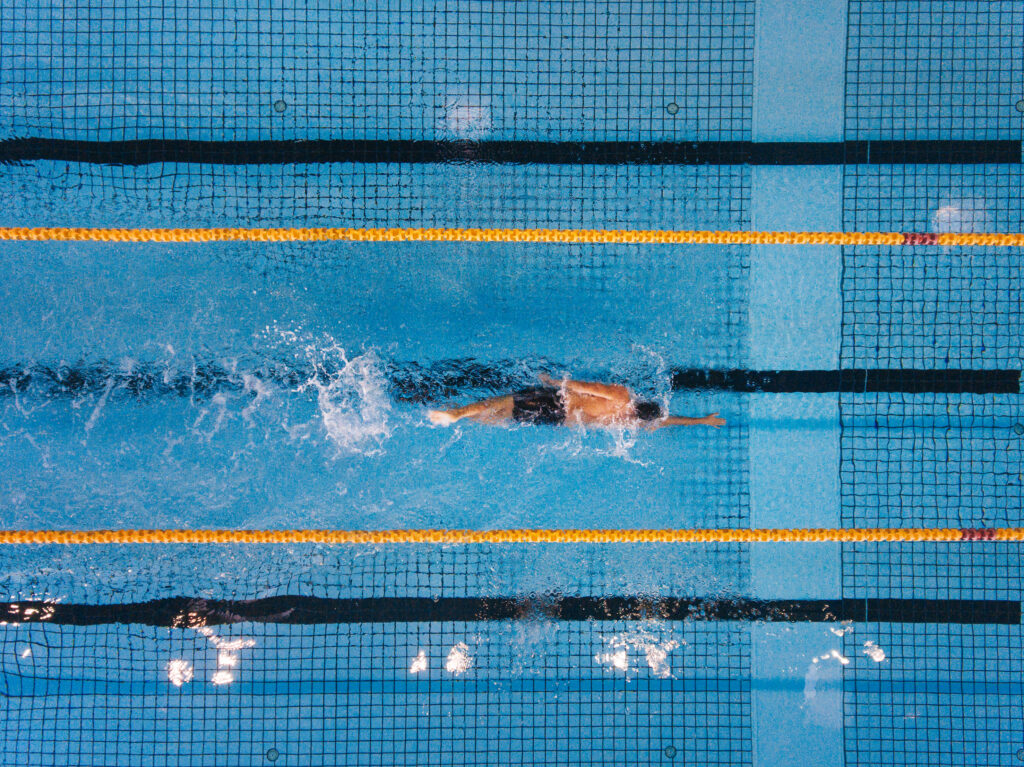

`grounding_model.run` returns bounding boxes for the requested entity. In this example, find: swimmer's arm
[539,373,629,402]
[650,413,726,429]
